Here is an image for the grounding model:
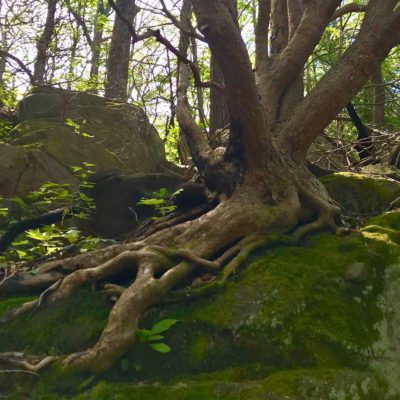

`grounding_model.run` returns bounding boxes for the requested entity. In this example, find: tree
[1,0,400,374]
[33,0,58,85]
[105,0,139,100]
